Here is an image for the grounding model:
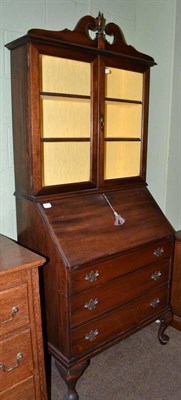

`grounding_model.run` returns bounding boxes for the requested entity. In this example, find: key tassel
[102,194,126,226]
